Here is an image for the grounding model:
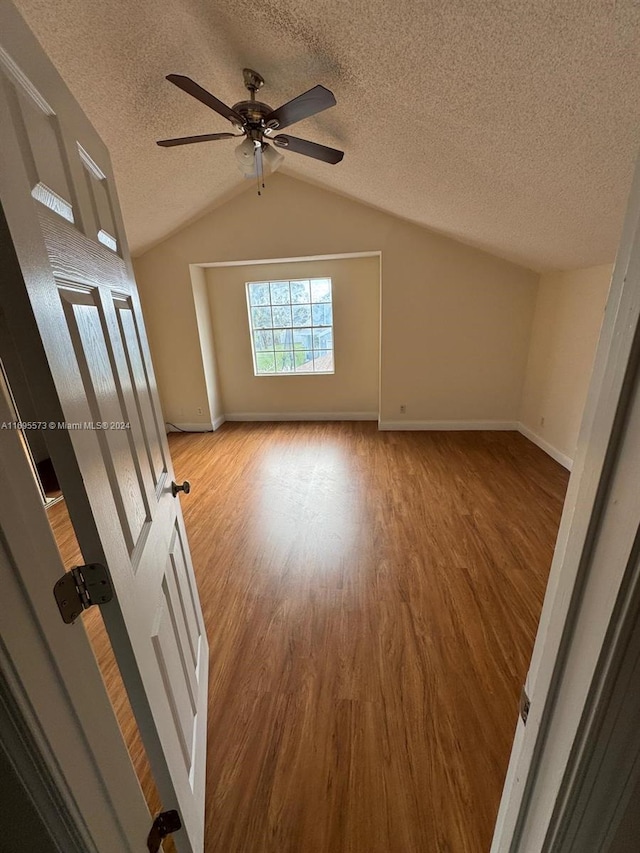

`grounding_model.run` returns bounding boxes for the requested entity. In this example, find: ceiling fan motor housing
[242,68,264,94]
[231,100,275,130]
